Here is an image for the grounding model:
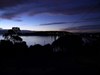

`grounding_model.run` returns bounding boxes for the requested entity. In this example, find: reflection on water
[21,36,57,46]
[0,35,58,46]
[0,35,3,40]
